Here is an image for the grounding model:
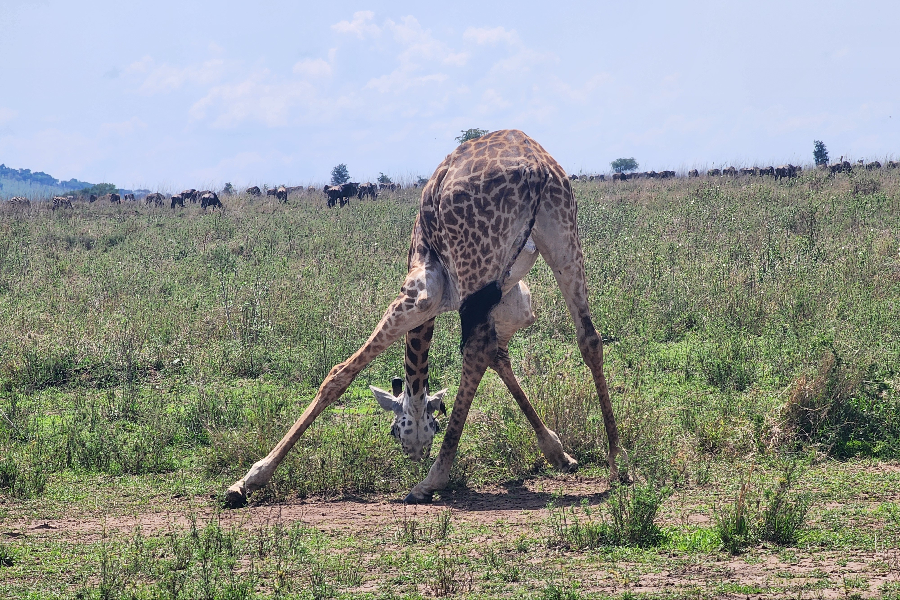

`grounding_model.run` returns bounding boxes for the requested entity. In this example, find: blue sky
[1,0,897,190]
